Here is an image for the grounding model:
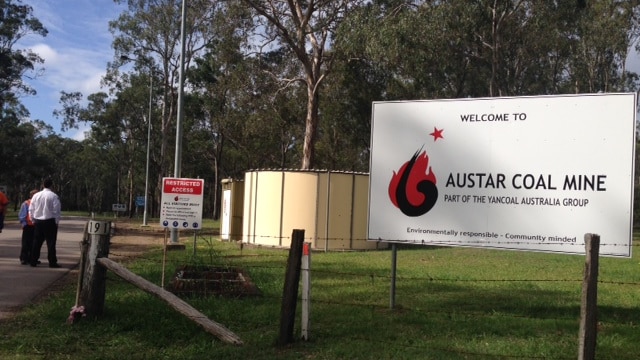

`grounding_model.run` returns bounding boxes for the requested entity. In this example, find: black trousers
[31,218,58,265]
[20,225,35,262]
